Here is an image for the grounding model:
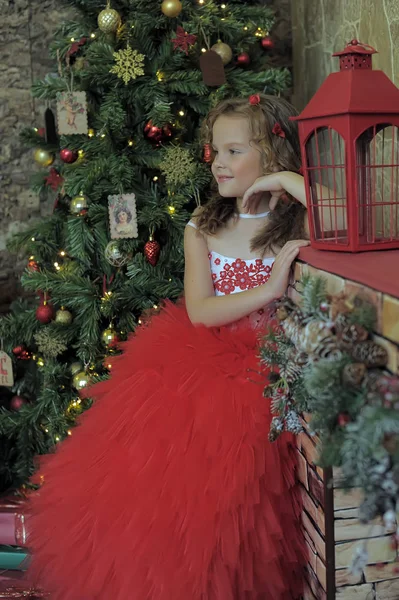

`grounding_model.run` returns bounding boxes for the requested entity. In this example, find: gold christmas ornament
[98,1,121,33]
[104,241,129,267]
[211,40,233,65]
[110,45,145,85]
[33,148,55,167]
[70,361,83,375]
[55,308,73,325]
[159,146,196,187]
[101,326,119,347]
[161,0,183,18]
[70,192,89,214]
[72,371,91,390]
